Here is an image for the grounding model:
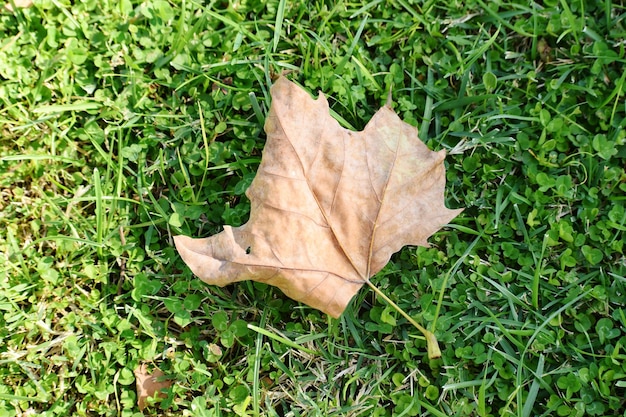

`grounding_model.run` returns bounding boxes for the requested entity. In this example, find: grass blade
[247,324,317,355]
[272,0,287,52]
